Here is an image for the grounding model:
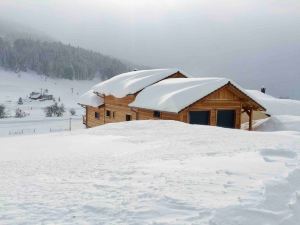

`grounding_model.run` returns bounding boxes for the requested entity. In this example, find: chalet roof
[92,68,188,98]
[78,90,104,107]
[130,78,265,113]
[246,90,300,116]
